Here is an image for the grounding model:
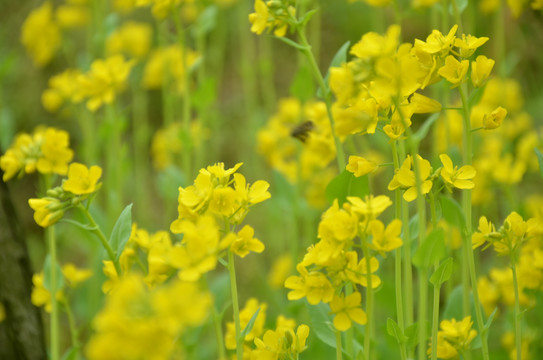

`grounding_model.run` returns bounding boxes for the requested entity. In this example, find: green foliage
[325,170,369,206]
[109,204,133,260]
